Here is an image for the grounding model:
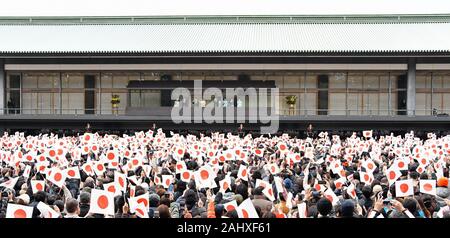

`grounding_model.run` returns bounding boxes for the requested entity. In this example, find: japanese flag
[196,165,216,187]
[253,148,264,157]
[162,175,173,189]
[219,176,231,193]
[238,165,249,181]
[180,169,193,183]
[386,166,402,185]
[6,204,33,218]
[419,179,436,196]
[395,180,414,197]
[65,167,80,179]
[362,159,377,174]
[82,133,94,144]
[134,202,149,218]
[237,198,259,218]
[0,176,19,189]
[175,161,187,174]
[173,146,186,159]
[22,165,32,179]
[93,161,107,176]
[277,143,288,154]
[359,171,374,185]
[37,202,60,218]
[324,189,339,206]
[346,183,357,199]
[267,163,280,175]
[114,171,127,192]
[89,189,115,215]
[130,192,149,213]
[223,200,238,212]
[394,158,408,171]
[256,179,275,202]
[105,150,119,166]
[103,182,120,196]
[363,130,373,138]
[81,162,94,176]
[31,180,45,194]
[334,177,347,190]
[47,168,66,188]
